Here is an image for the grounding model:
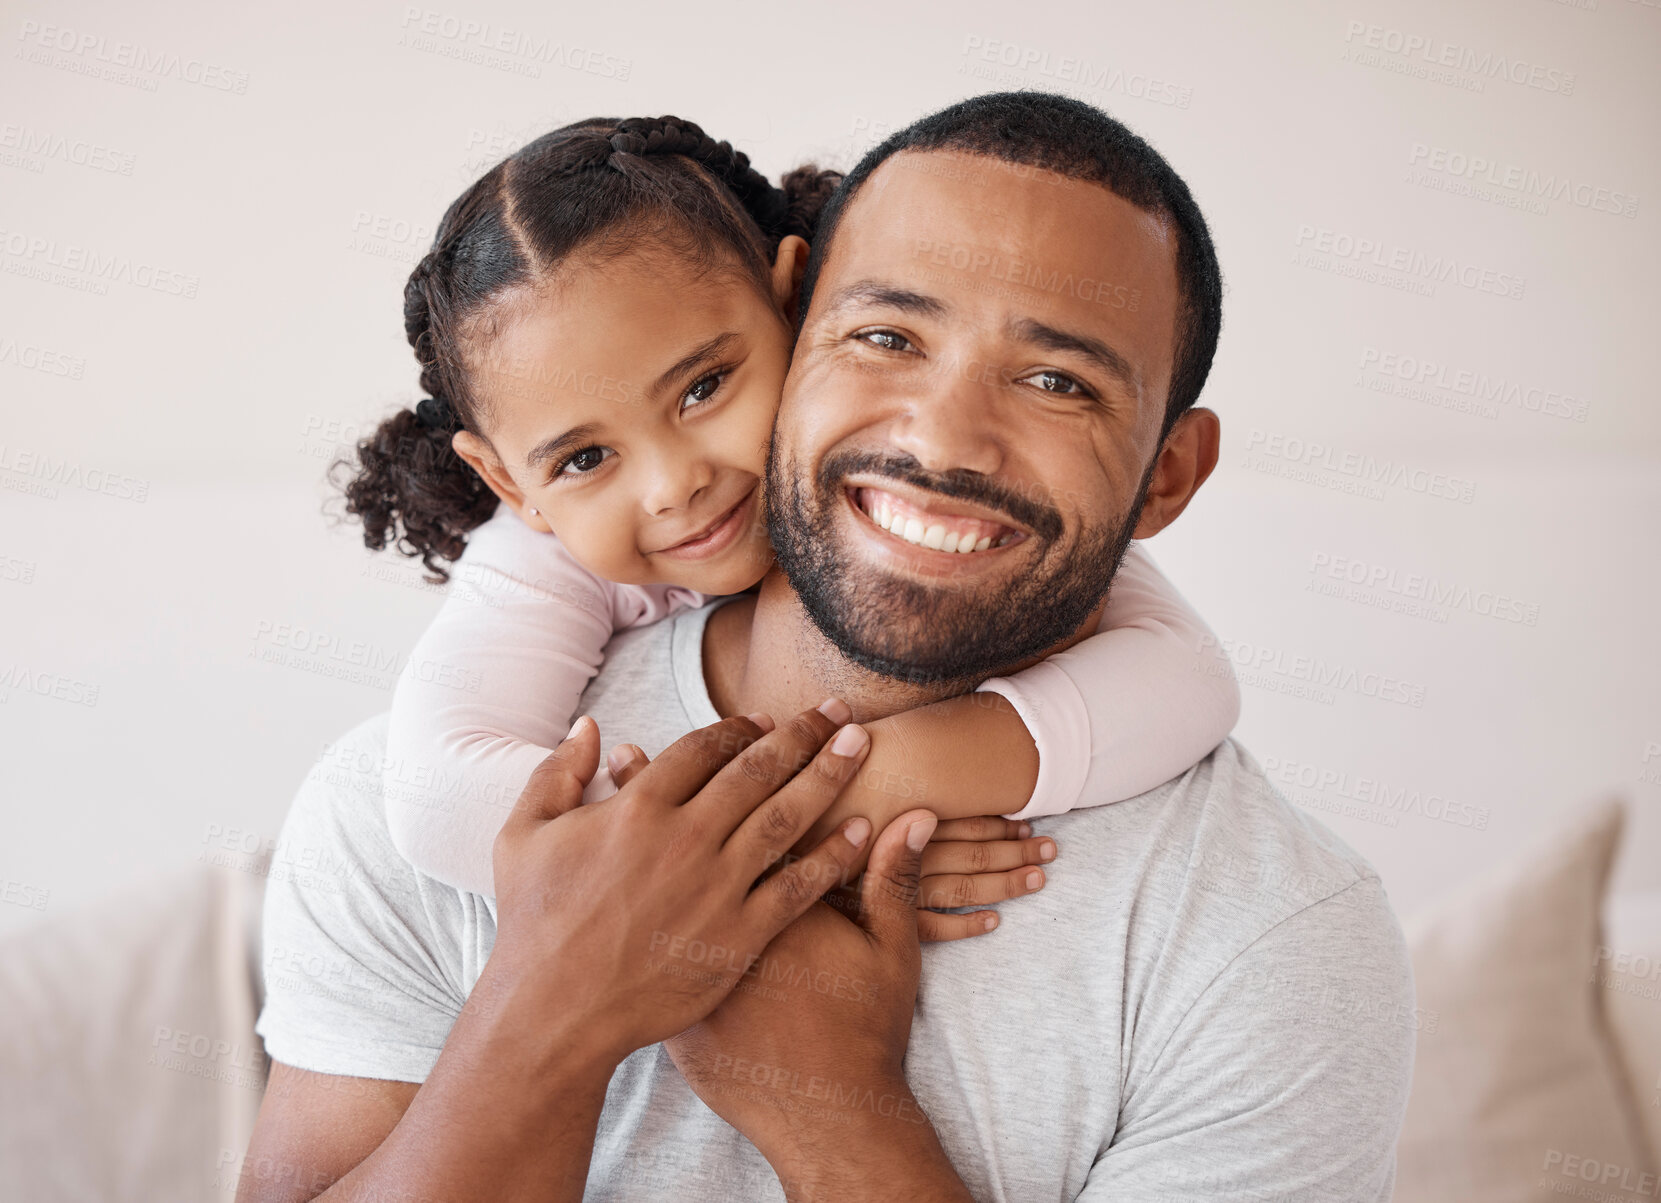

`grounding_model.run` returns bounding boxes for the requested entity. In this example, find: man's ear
[1132,407,1220,539]
[451,430,552,533]
[770,235,810,326]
